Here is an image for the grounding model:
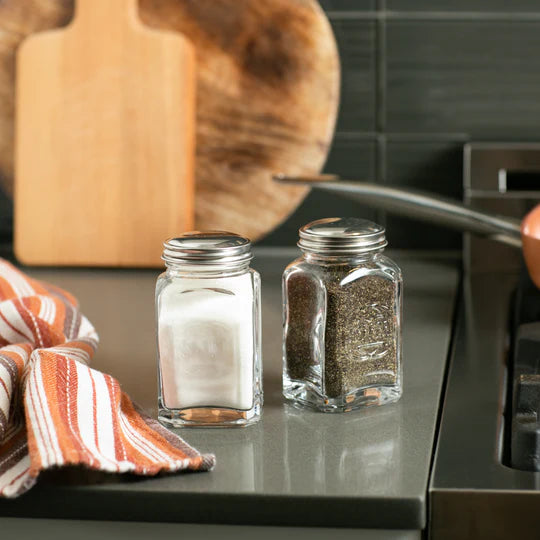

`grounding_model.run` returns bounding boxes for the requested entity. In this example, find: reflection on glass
[283,404,401,494]
[212,427,263,493]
